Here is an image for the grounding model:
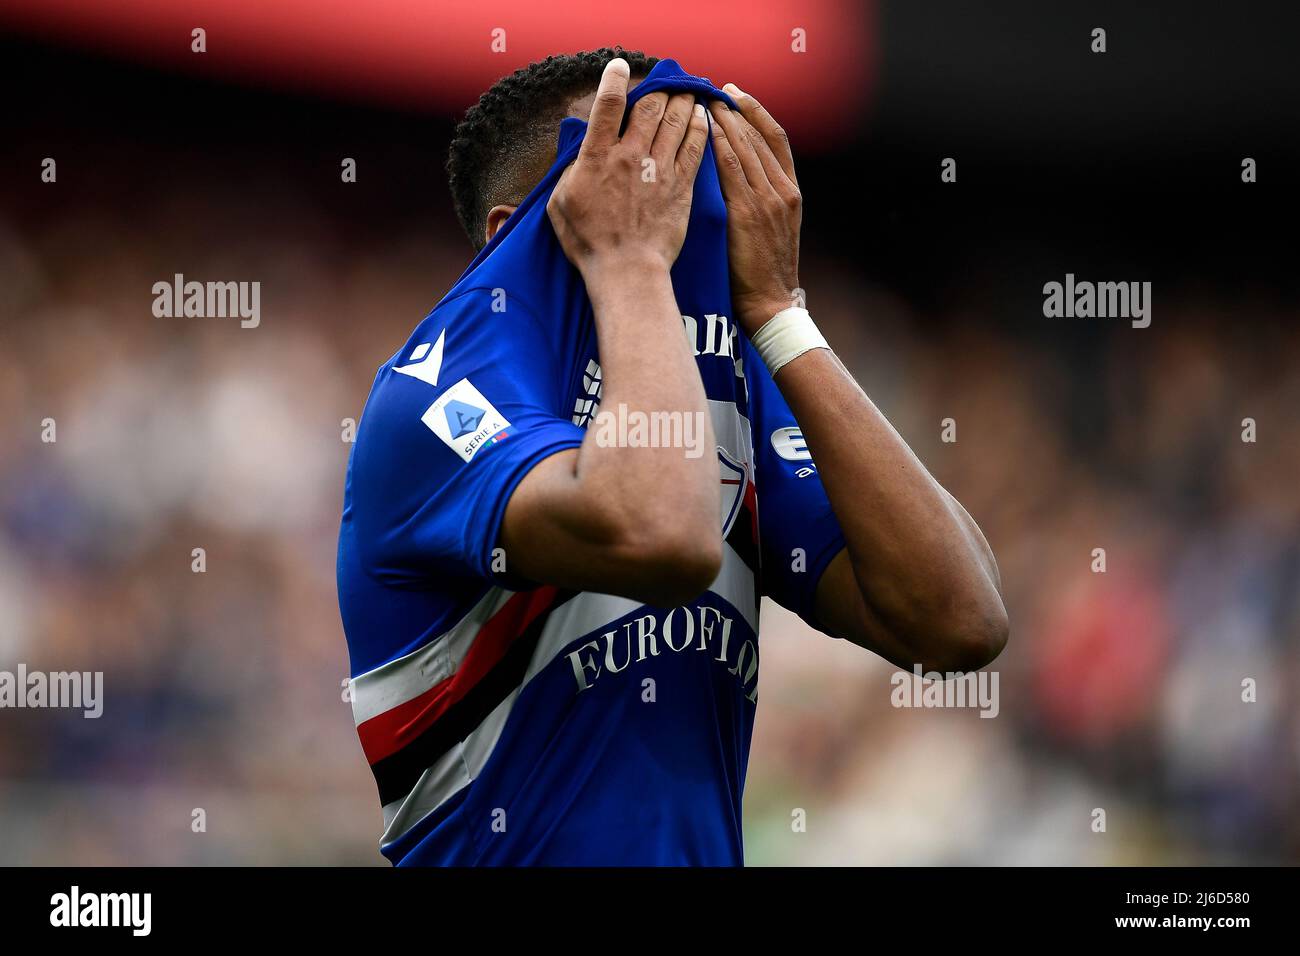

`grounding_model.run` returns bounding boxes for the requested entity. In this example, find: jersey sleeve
[350,289,587,585]
[745,341,847,632]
